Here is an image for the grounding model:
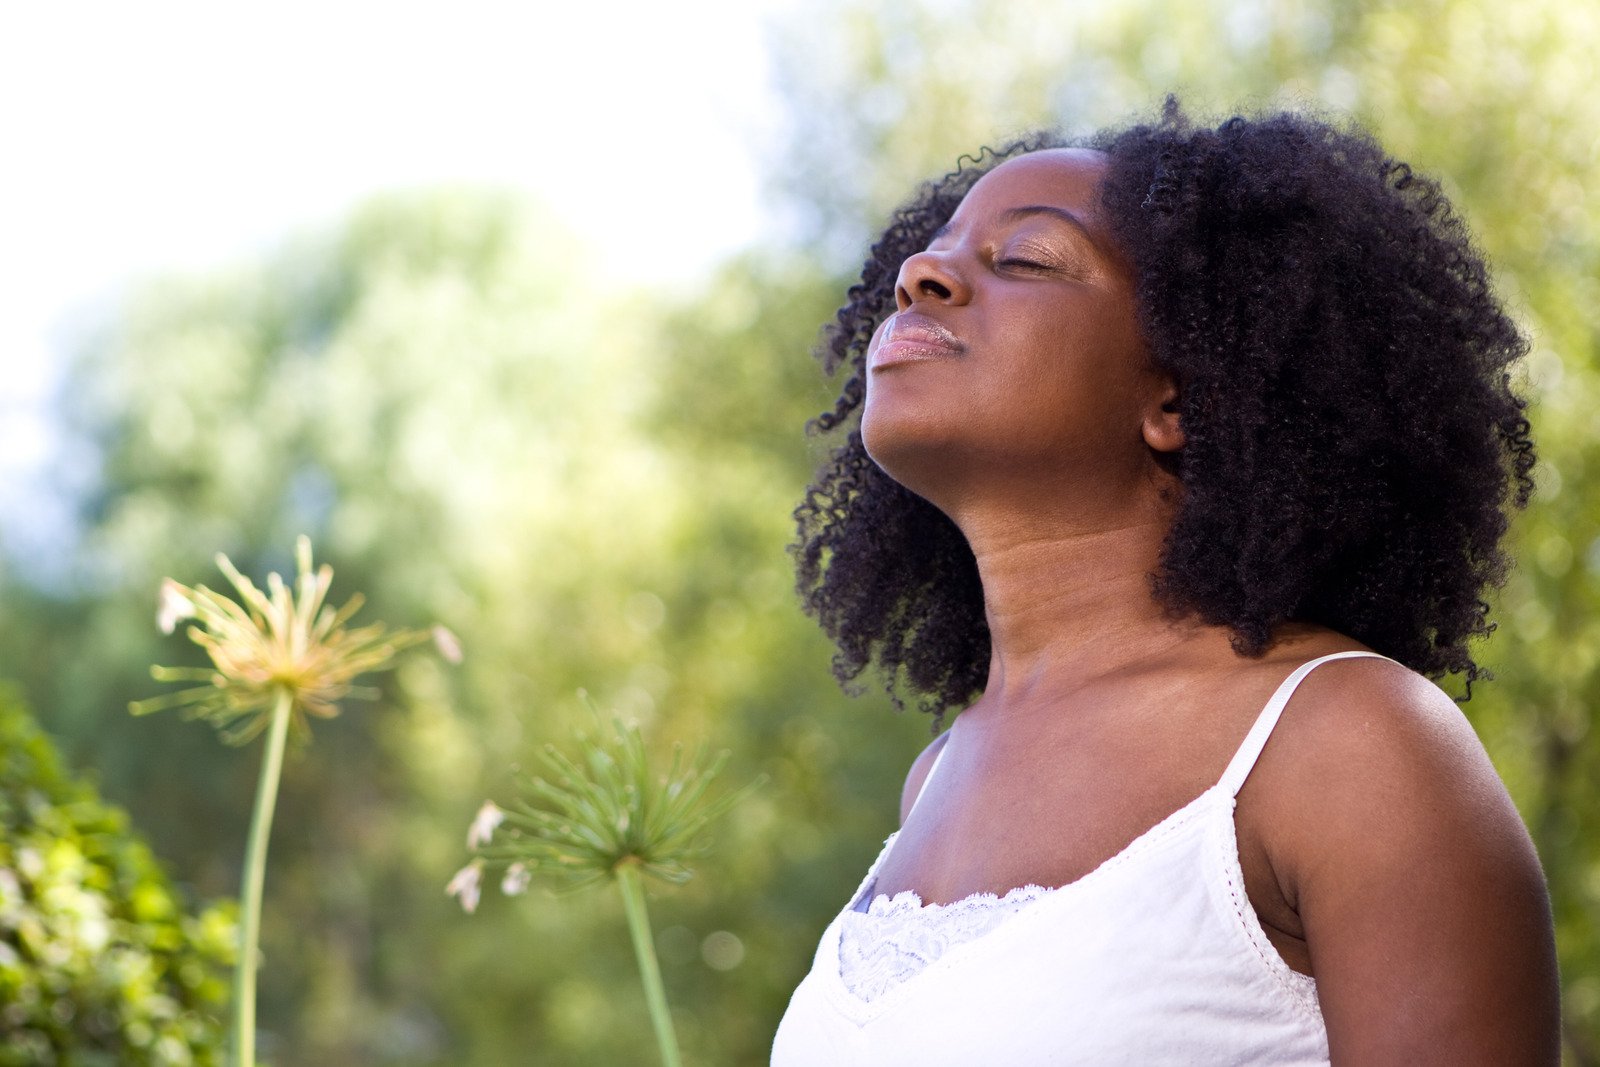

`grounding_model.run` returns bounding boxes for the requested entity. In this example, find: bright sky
[0,0,786,562]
